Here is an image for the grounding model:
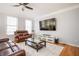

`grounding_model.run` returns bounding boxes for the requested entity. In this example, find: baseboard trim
[60,42,79,47]
[67,43,79,47]
[49,41,79,47]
